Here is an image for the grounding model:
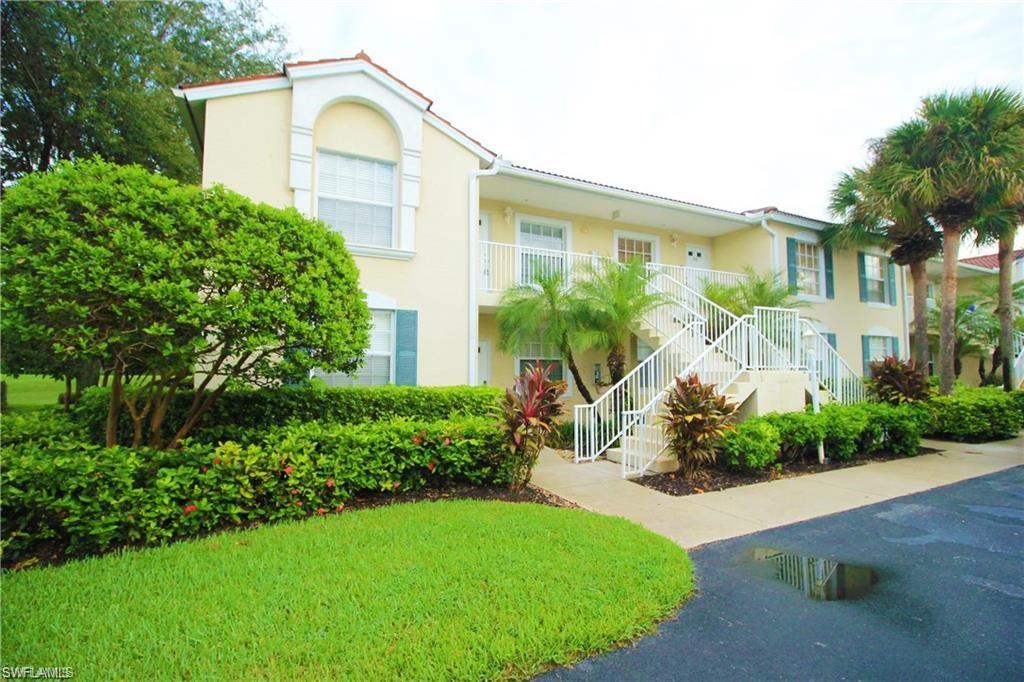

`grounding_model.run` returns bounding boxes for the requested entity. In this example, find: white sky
[263,0,1024,254]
